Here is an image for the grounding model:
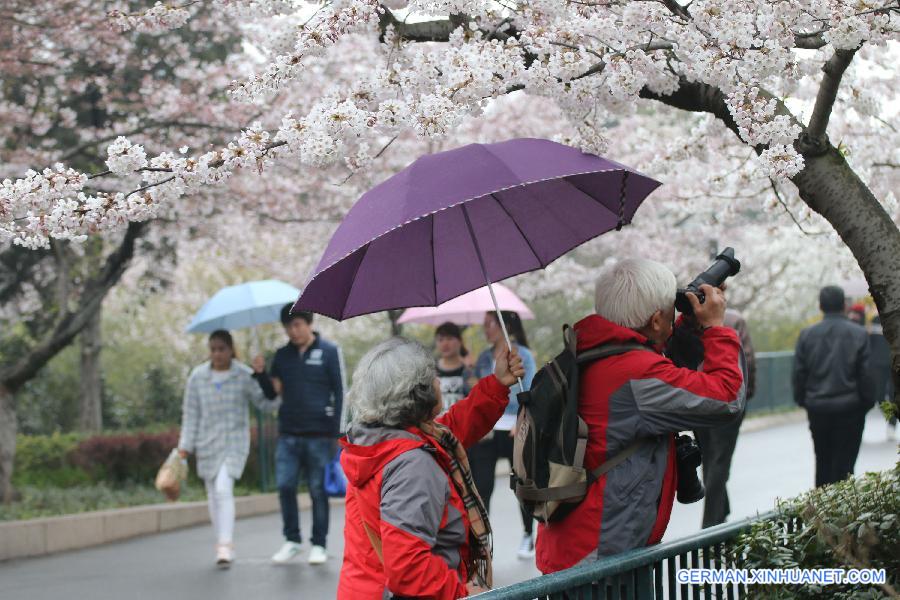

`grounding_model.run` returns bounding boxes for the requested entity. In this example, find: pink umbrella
[397,283,534,326]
